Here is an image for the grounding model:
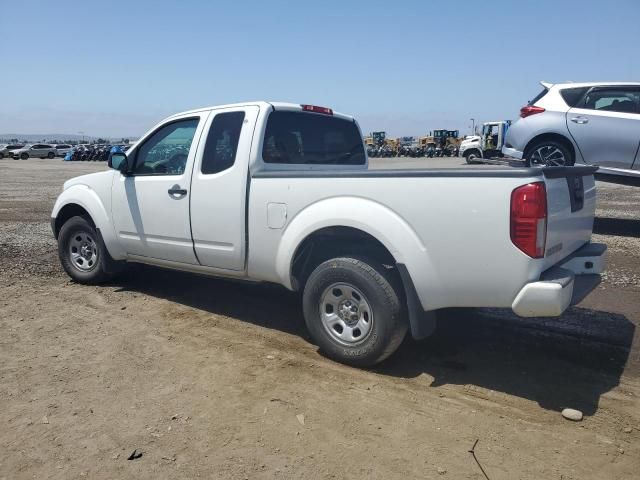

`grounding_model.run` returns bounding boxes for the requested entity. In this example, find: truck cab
[460,121,511,163]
